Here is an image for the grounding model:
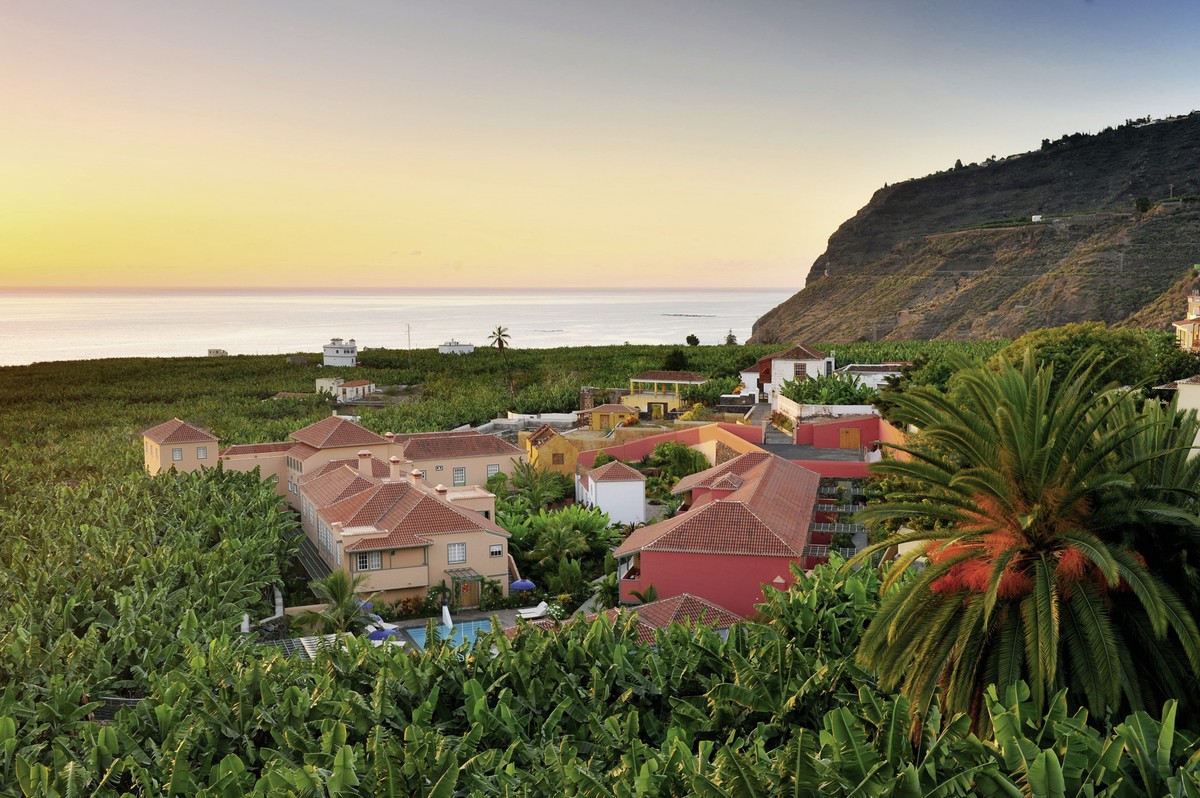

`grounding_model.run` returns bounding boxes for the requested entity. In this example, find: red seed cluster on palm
[927,535,1131,599]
